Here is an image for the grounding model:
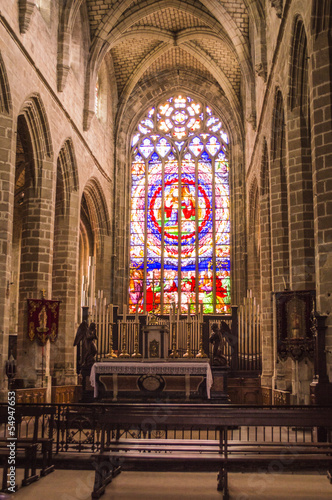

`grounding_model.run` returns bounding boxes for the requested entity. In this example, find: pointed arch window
[129,95,231,315]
